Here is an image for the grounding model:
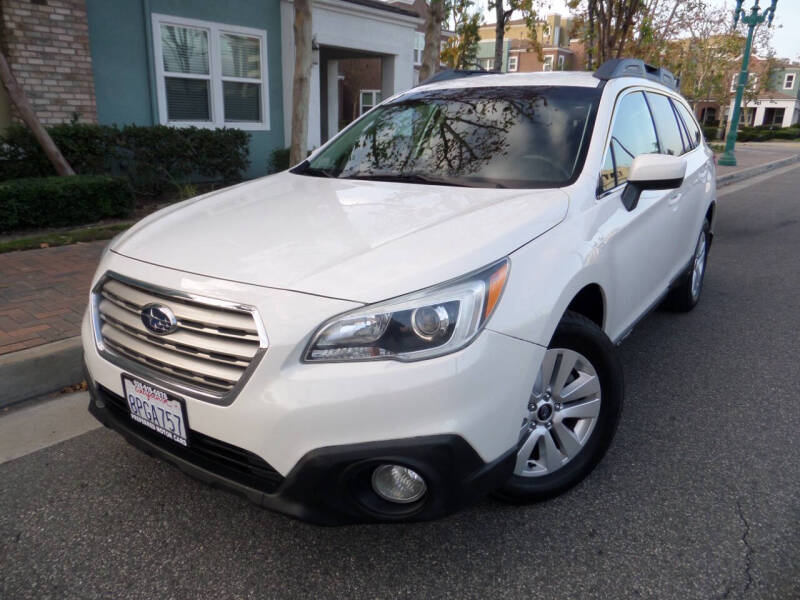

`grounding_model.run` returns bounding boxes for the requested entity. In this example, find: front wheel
[495,311,623,503]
